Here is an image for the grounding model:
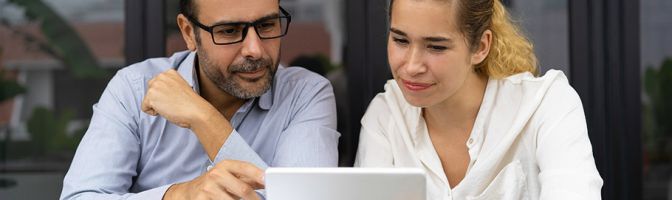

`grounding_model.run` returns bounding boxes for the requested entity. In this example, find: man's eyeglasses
[186,7,292,45]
